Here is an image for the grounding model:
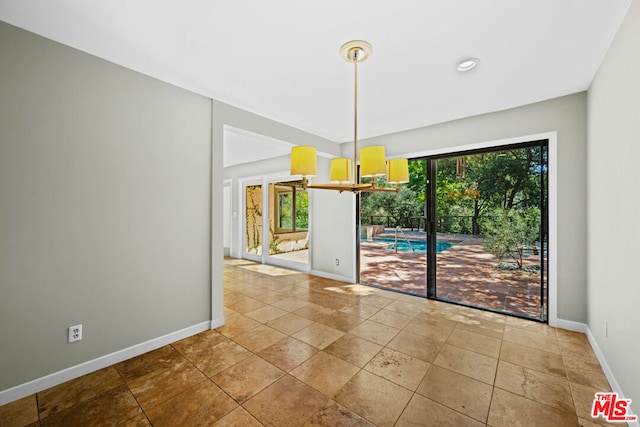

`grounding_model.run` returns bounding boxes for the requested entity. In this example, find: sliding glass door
[428,142,548,320]
[359,159,428,296]
[358,140,548,321]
